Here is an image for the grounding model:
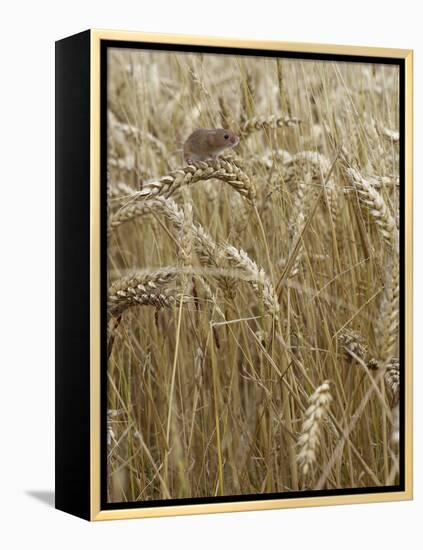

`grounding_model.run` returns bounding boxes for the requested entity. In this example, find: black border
[55,30,91,520]
[100,39,406,511]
